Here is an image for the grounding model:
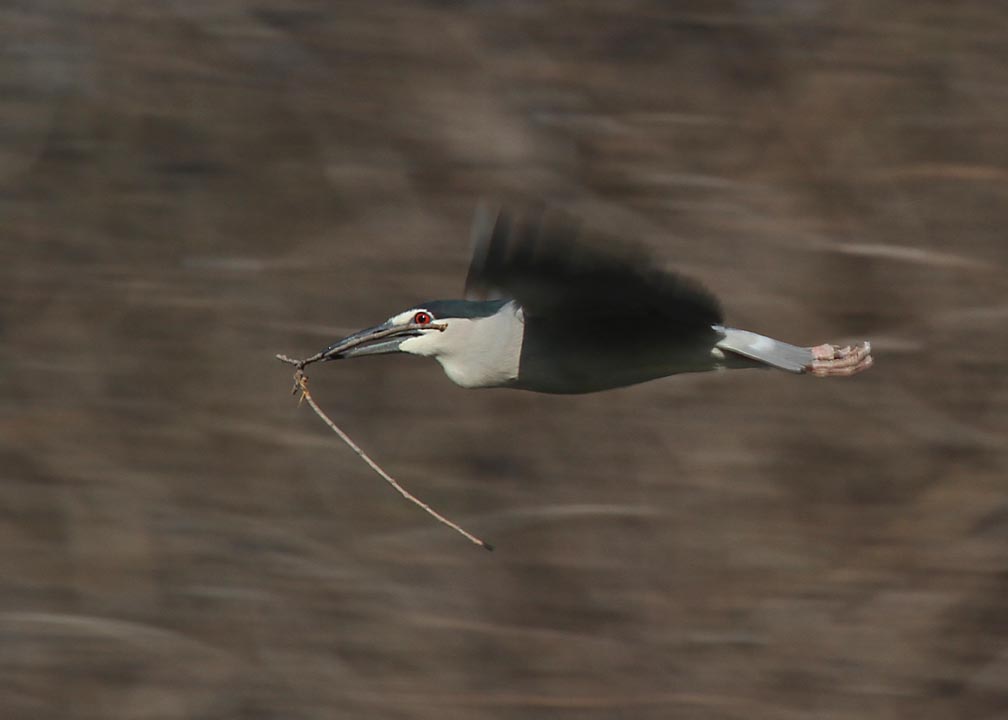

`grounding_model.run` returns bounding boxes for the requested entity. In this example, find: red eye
[413,311,432,325]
